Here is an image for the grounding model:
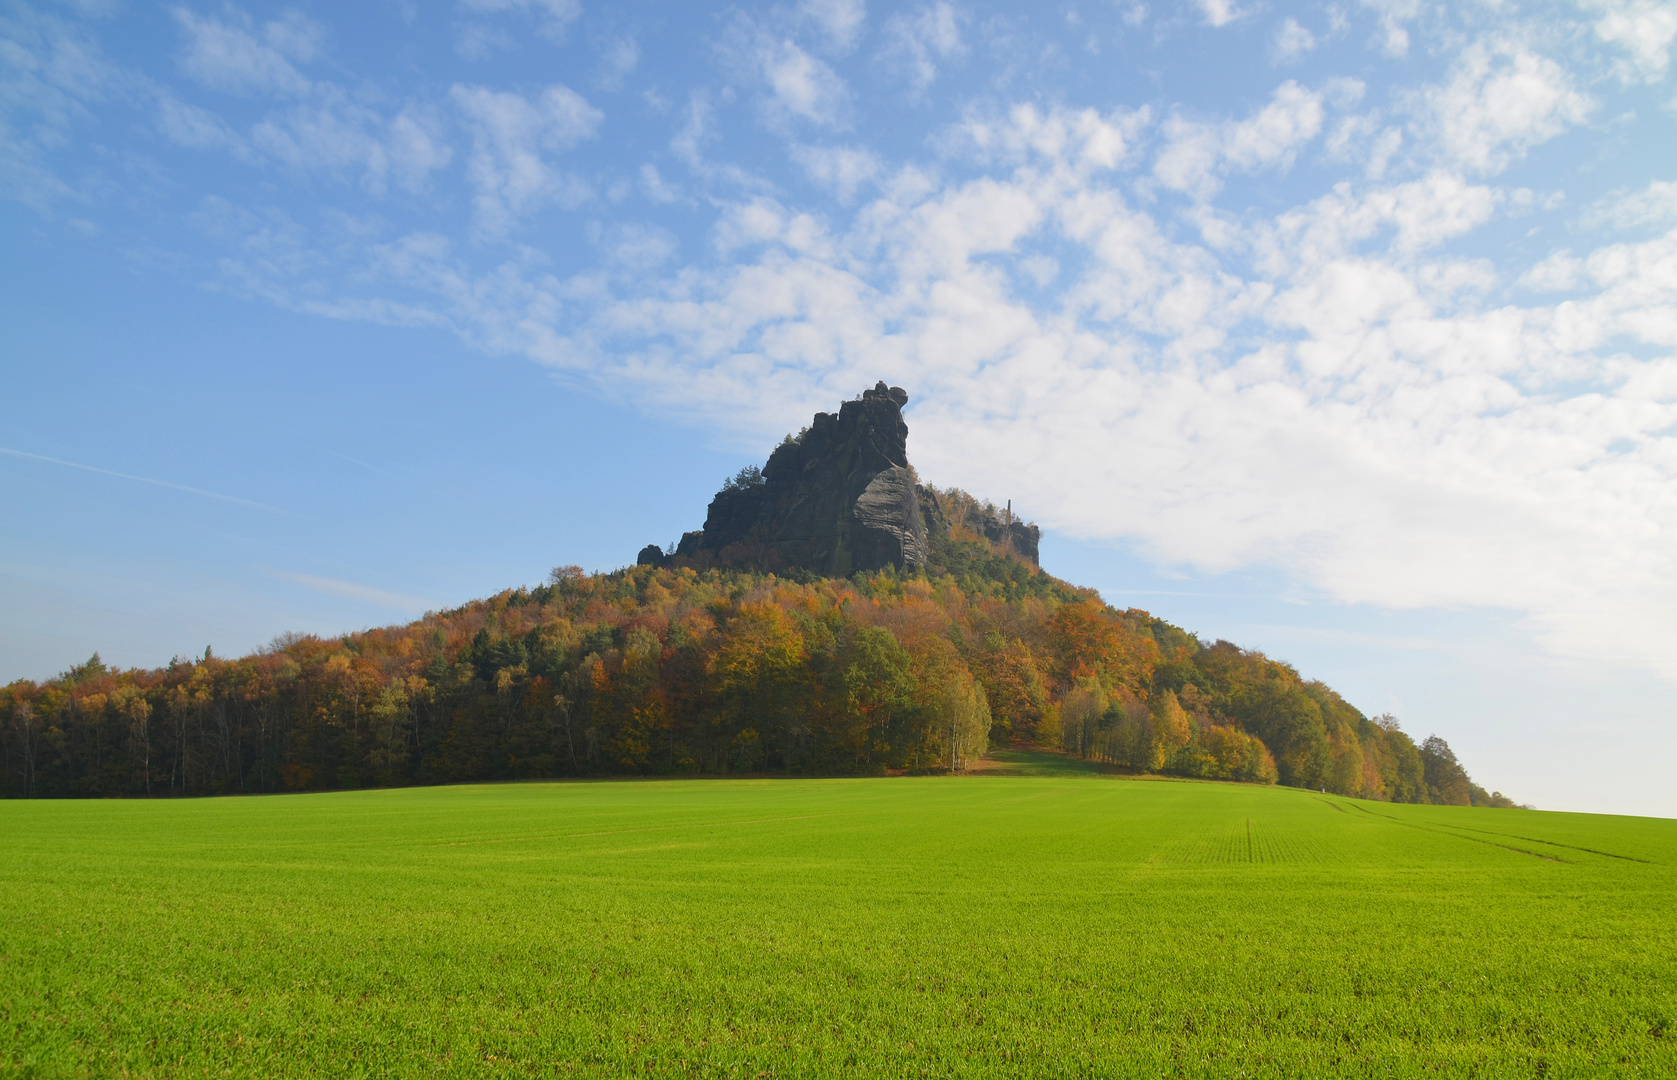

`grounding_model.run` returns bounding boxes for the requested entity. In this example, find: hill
[2,778,1669,1076]
[0,386,1514,805]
